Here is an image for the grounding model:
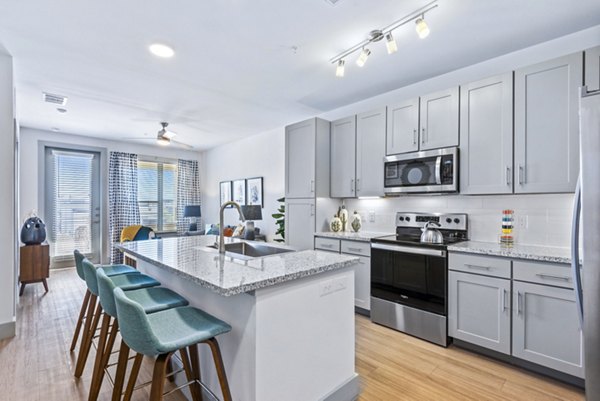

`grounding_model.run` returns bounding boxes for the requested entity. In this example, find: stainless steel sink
[207,242,294,258]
